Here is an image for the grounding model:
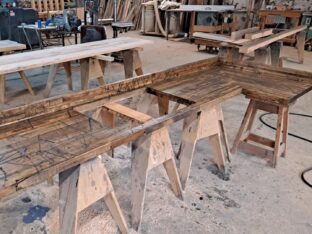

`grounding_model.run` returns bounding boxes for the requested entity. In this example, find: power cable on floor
[259,112,312,188]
